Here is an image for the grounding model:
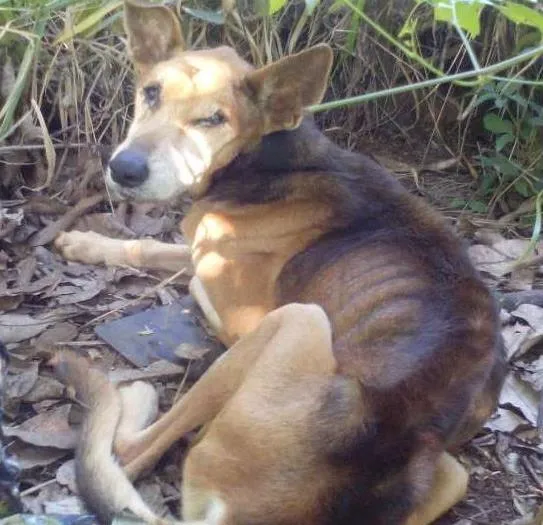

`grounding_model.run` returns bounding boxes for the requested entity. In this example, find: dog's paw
[55,230,119,265]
